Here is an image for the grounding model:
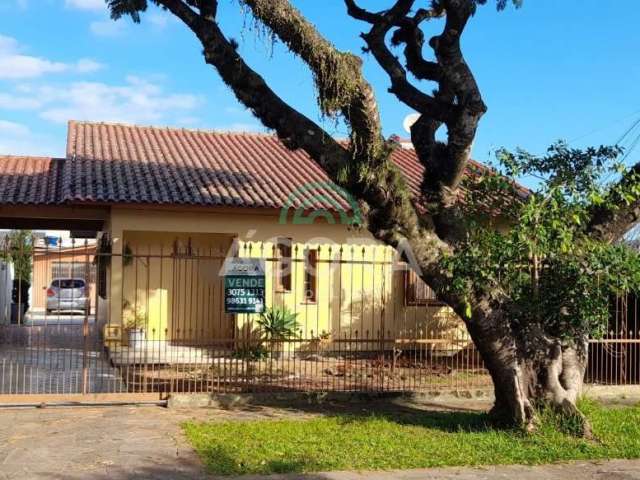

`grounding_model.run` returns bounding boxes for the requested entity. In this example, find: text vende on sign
[223,258,266,314]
